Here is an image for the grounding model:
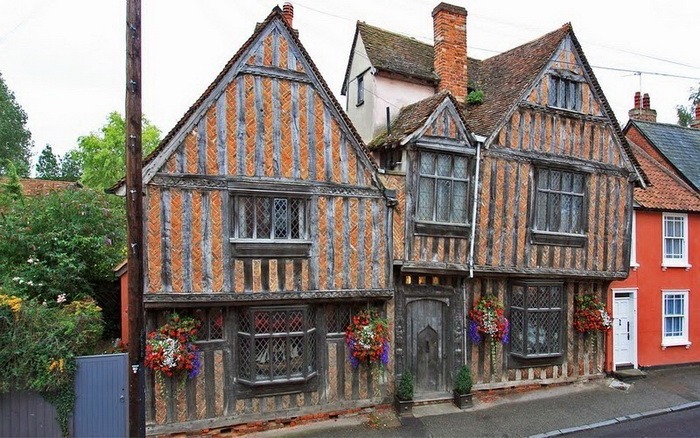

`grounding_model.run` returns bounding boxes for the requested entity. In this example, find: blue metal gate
[73,353,128,437]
